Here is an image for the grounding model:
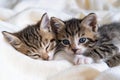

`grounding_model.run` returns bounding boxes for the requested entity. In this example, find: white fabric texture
[0,0,120,80]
